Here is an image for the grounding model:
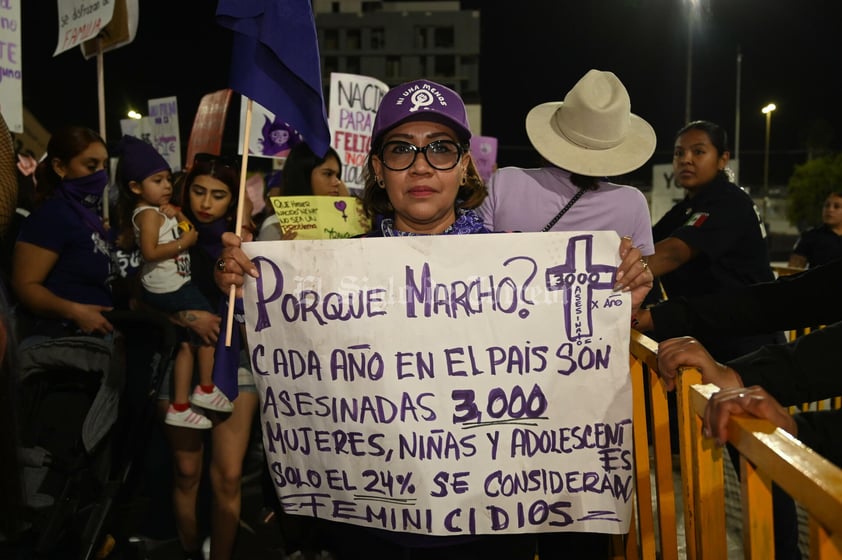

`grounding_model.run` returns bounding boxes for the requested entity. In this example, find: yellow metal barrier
[613,330,683,560]
[623,329,842,560]
[772,265,807,277]
[682,381,842,559]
